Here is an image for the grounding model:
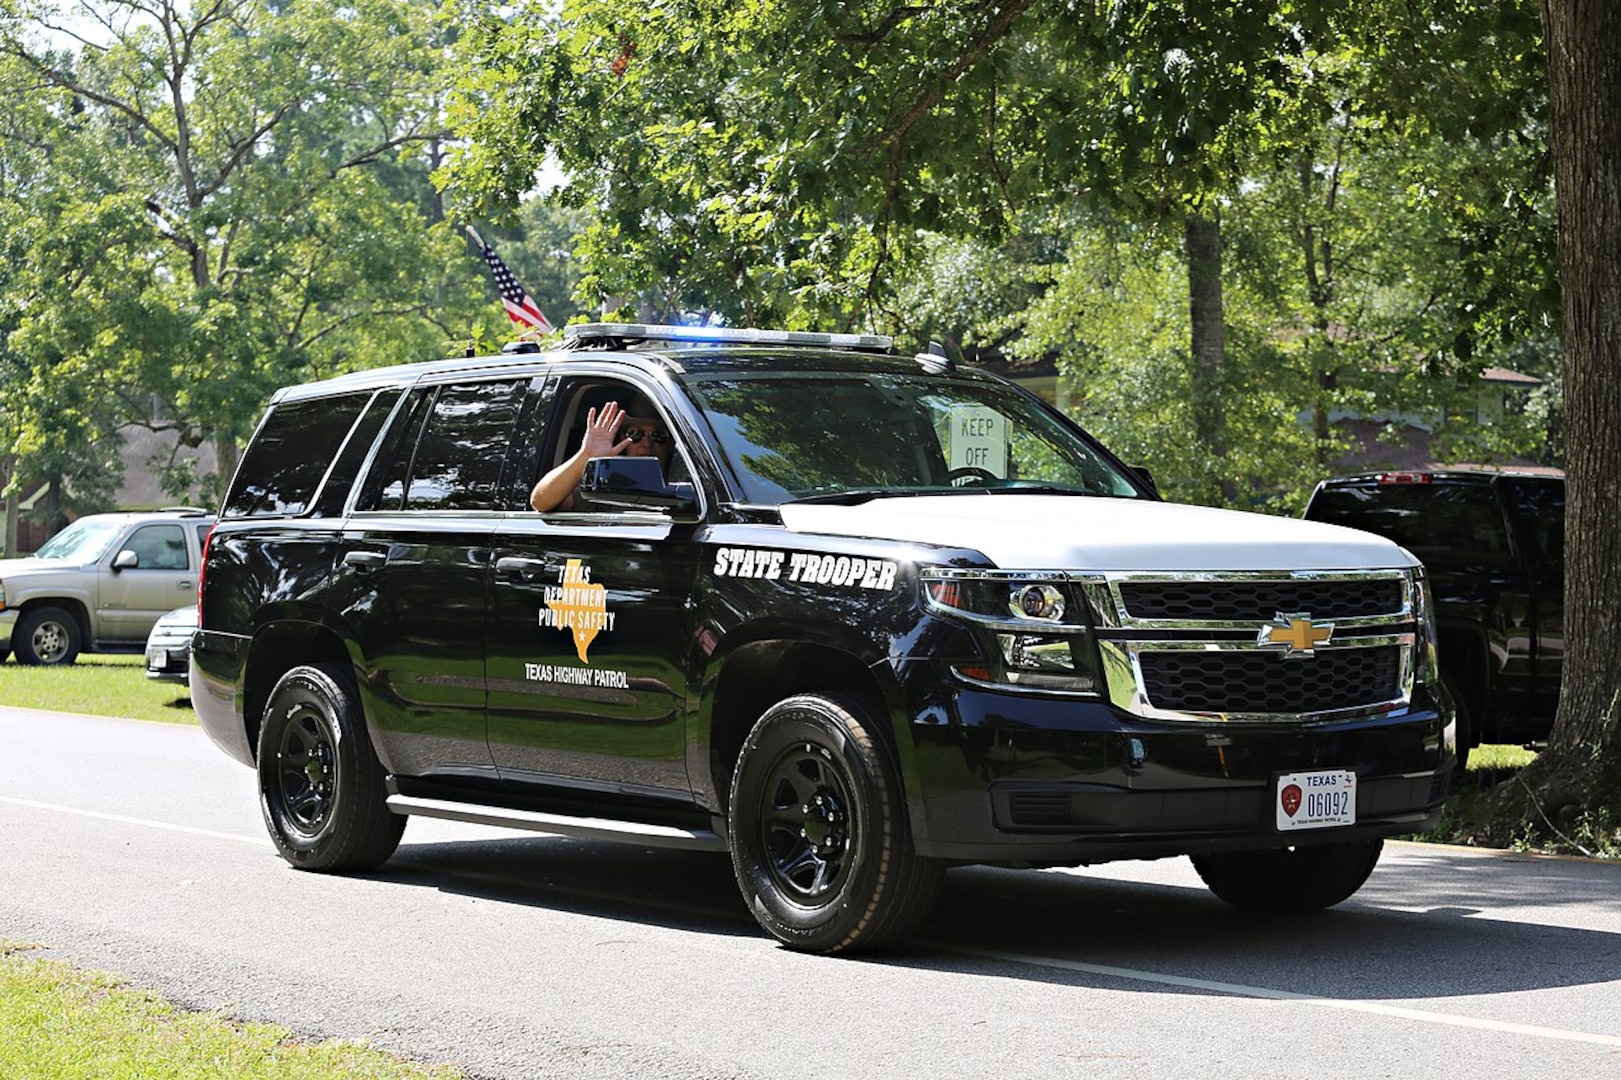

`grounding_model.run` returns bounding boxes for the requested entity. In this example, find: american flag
[467,226,552,334]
